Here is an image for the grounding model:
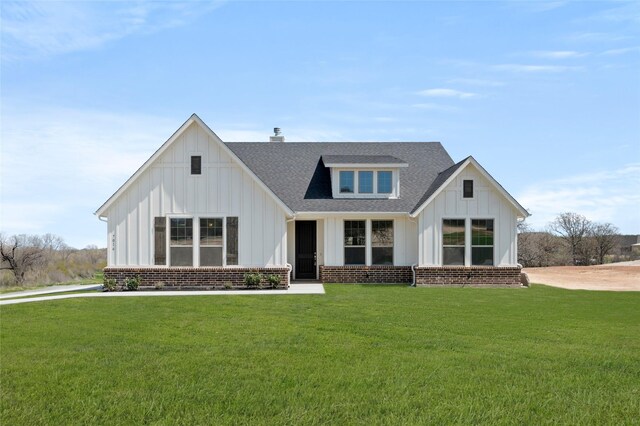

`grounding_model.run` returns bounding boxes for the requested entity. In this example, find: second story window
[191,156,202,175]
[463,179,473,198]
[339,171,354,193]
[377,171,392,194]
[358,171,373,193]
